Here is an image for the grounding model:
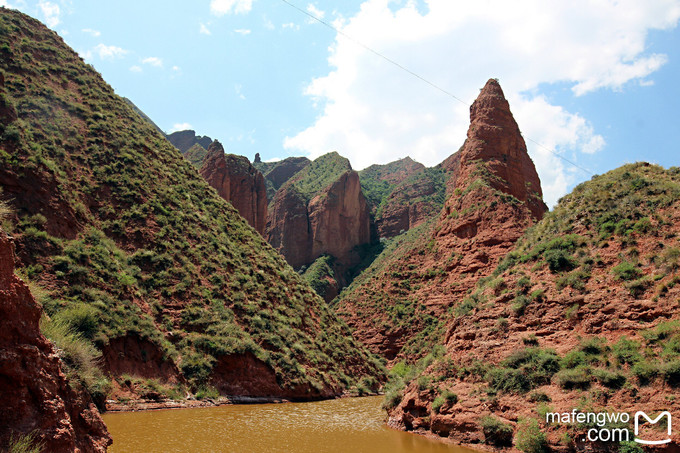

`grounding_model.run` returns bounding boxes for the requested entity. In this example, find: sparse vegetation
[480,416,514,446]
